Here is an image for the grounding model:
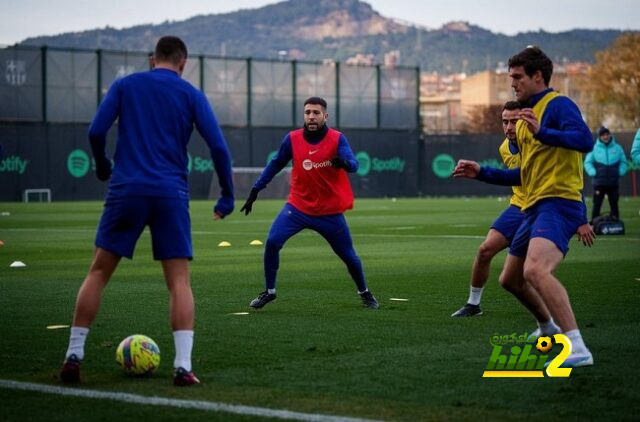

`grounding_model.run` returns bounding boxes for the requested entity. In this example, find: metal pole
[291,60,297,127]
[247,58,252,128]
[96,49,103,105]
[199,55,204,91]
[416,66,421,132]
[335,61,340,129]
[376,64,381,129]
[41,46,47,123]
